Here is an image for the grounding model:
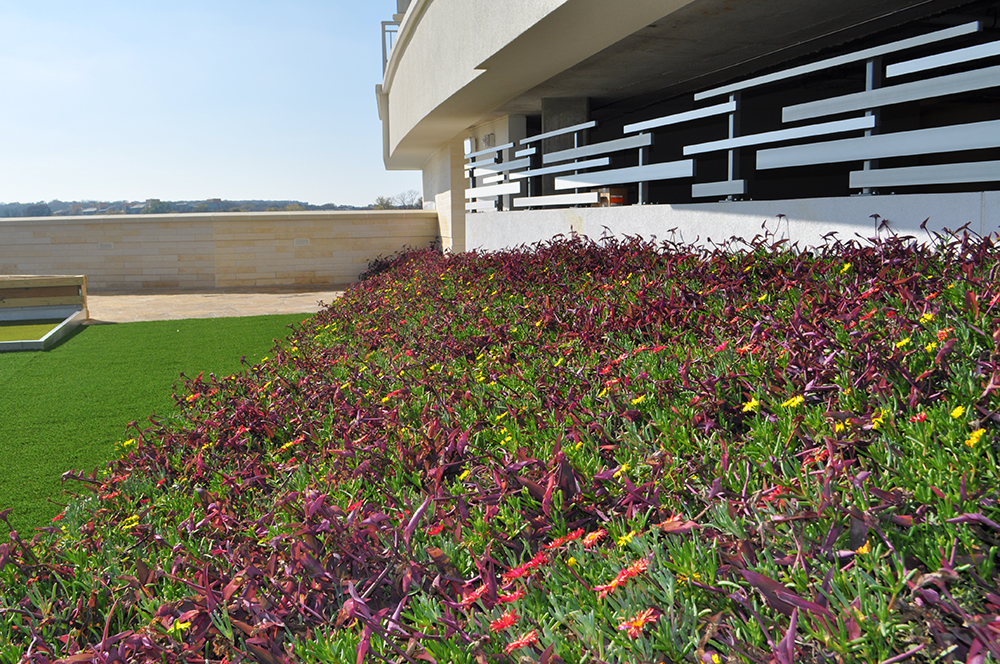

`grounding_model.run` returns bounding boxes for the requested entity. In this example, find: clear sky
[0,1,420,207]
